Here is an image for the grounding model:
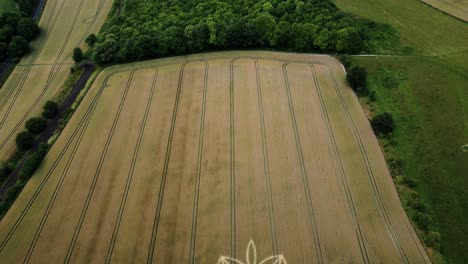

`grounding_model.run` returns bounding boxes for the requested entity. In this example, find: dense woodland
[92,0,397,63]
